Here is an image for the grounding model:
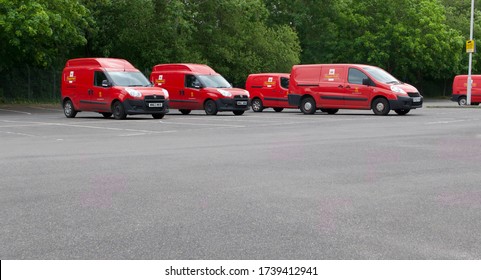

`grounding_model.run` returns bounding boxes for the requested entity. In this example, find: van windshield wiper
[386,80,400,84]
